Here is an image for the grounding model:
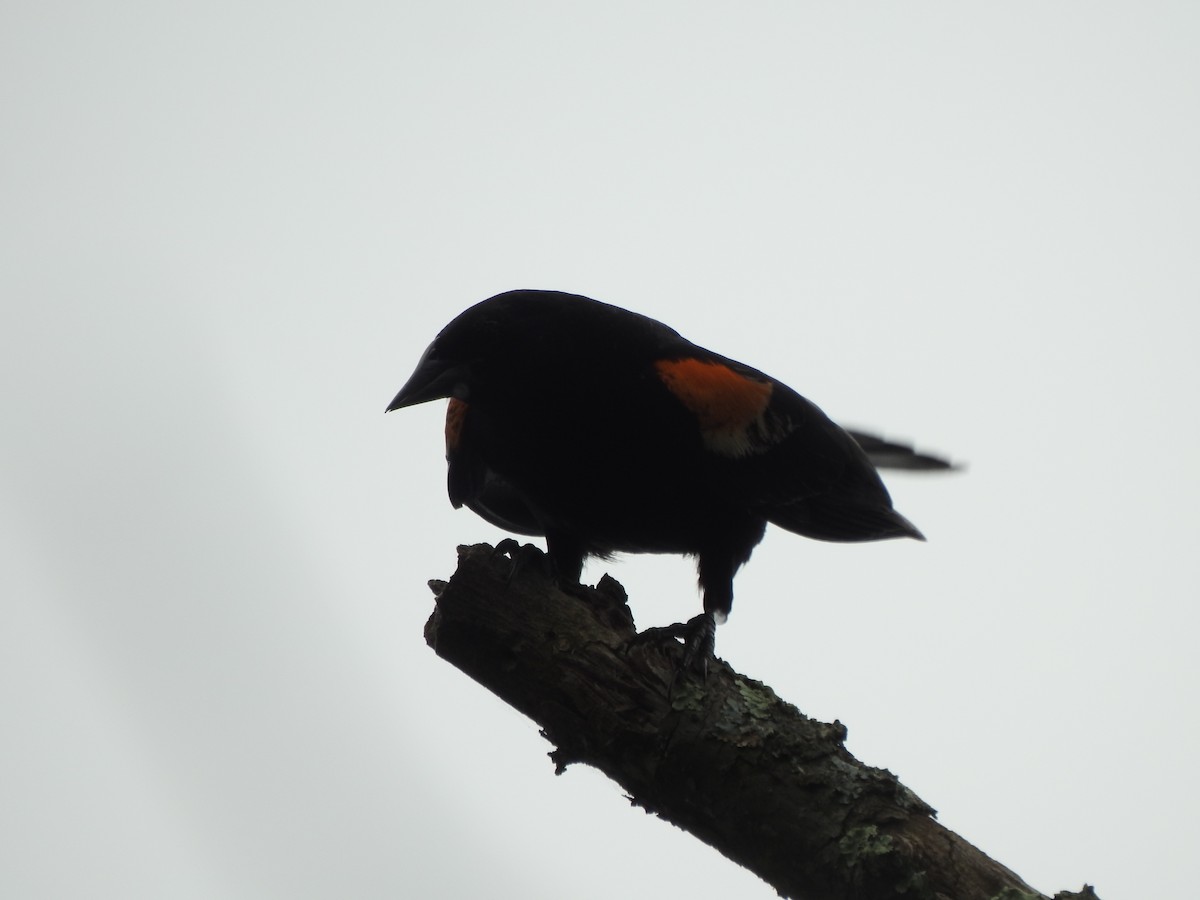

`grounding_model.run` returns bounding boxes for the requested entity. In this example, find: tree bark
[424,543,1099,900]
